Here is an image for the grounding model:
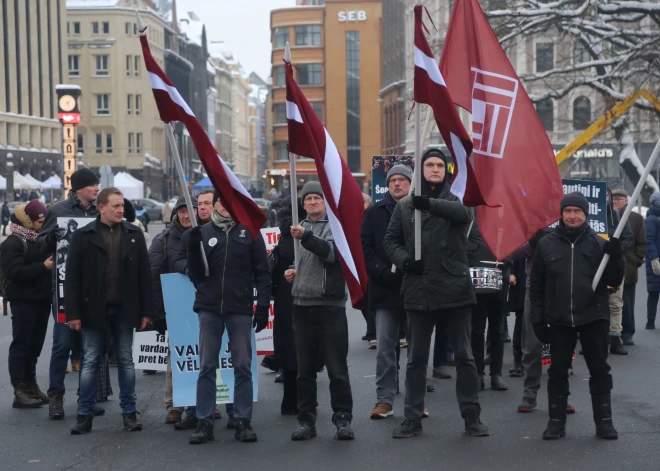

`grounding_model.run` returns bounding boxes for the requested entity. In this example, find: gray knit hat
[301,181,323,201]
[386,164,413,185]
